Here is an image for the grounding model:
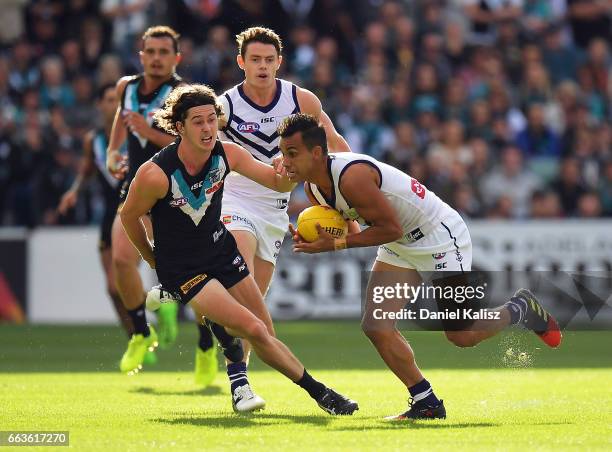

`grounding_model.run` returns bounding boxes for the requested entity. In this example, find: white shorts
[376,213,472,272]
[221,201,289,265]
